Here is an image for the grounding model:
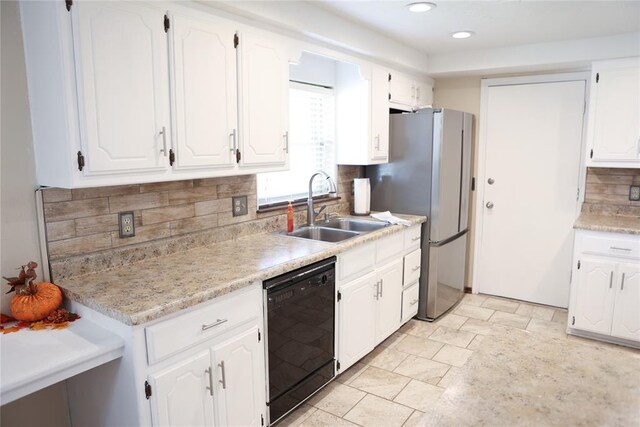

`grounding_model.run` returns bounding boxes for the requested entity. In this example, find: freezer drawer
[419,231,467,320]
